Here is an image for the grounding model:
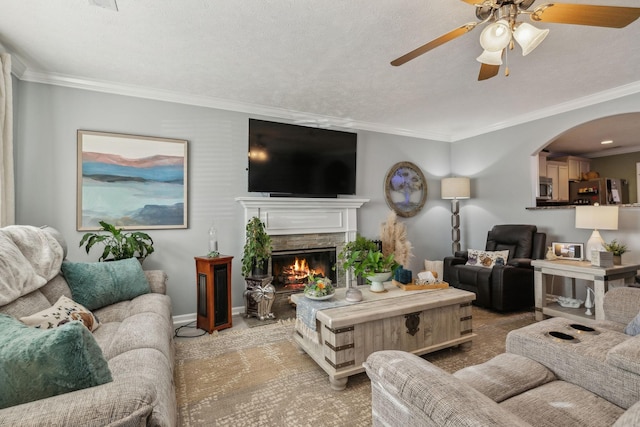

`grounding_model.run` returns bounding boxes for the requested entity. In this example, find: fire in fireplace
[271,247,337,292]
